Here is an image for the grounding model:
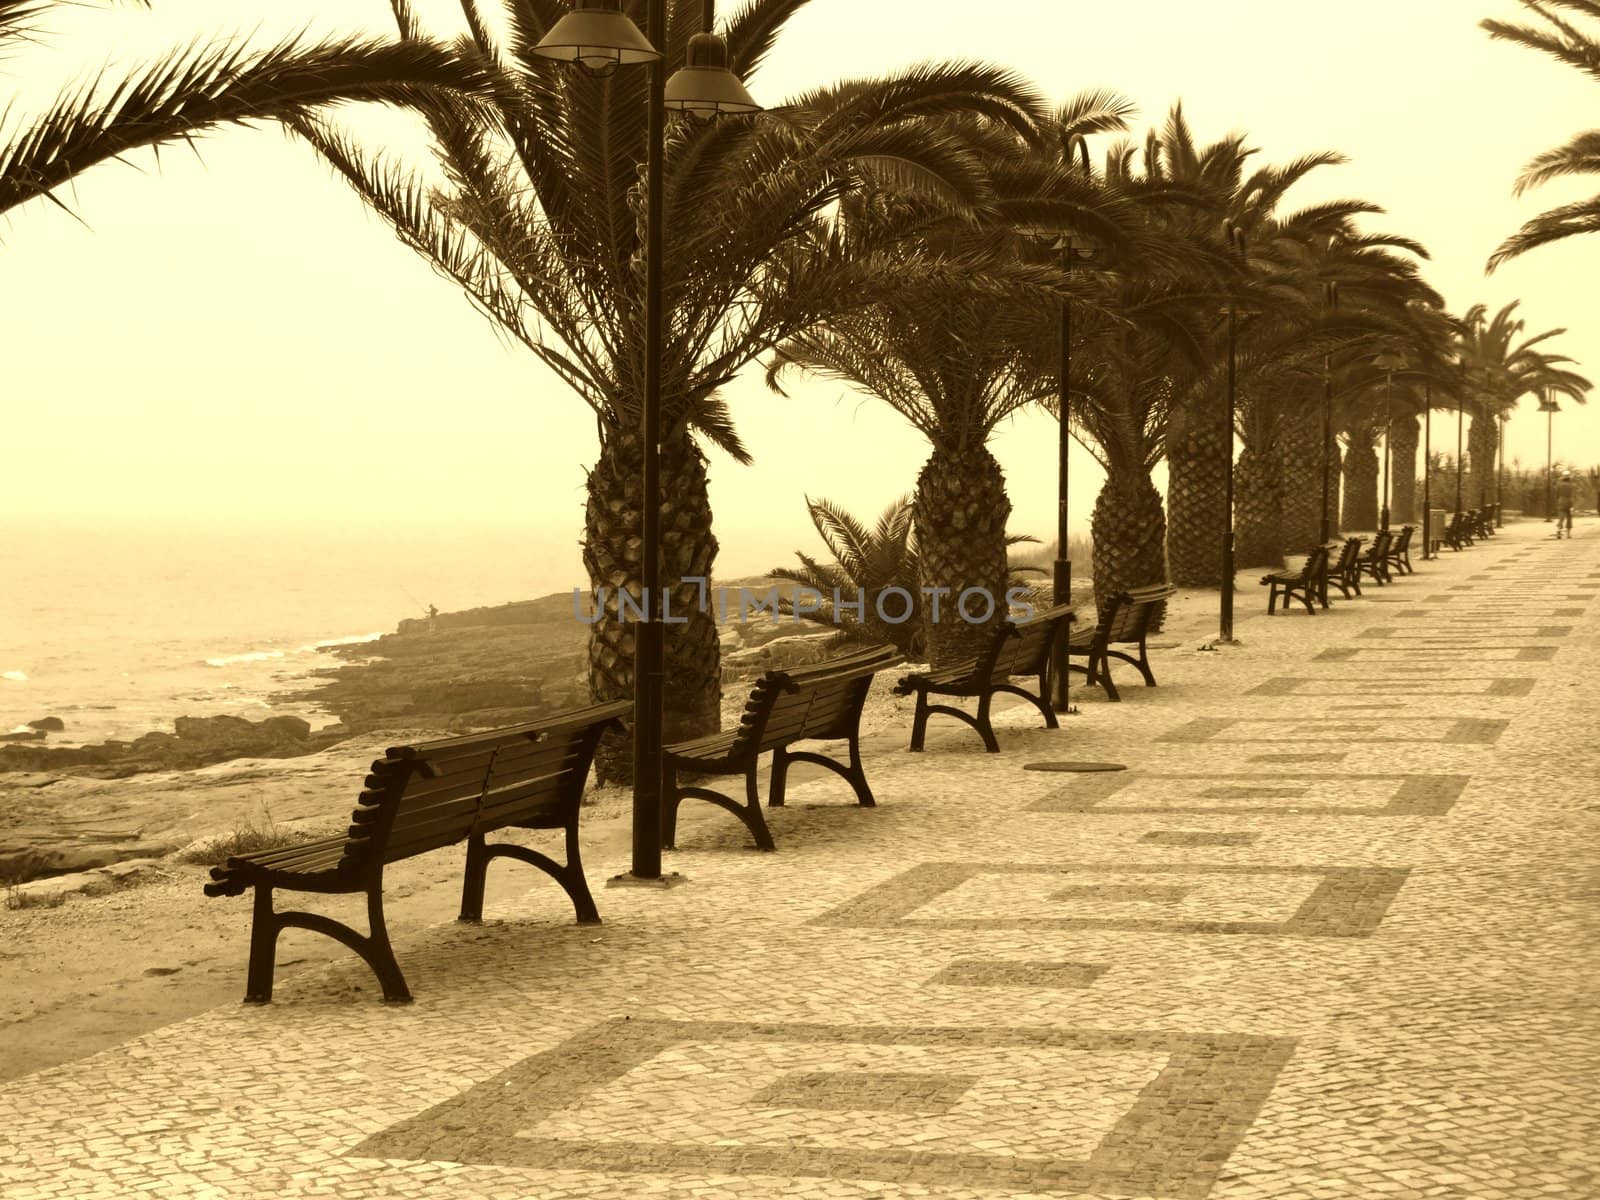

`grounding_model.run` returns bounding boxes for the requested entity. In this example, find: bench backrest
[339,701,630,872]
[727,645,902,758]
[988,602,1075,679]
[1332,537,1363,574]
[1097,584,1175,645]
[1389,525,1413,554]
[1362,531,1392,562]
[1294,544,1329,582]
